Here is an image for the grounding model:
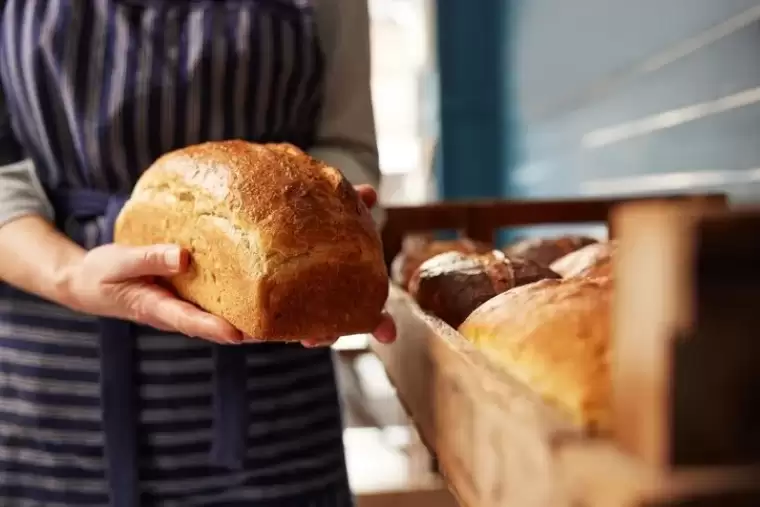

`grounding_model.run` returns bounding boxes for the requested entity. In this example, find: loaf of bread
[504,235,598,267]
[114,141,389,340]
[550,240,617,279]
[408,250,561,328]
[459,277,612,429]
[391,236,492,289]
